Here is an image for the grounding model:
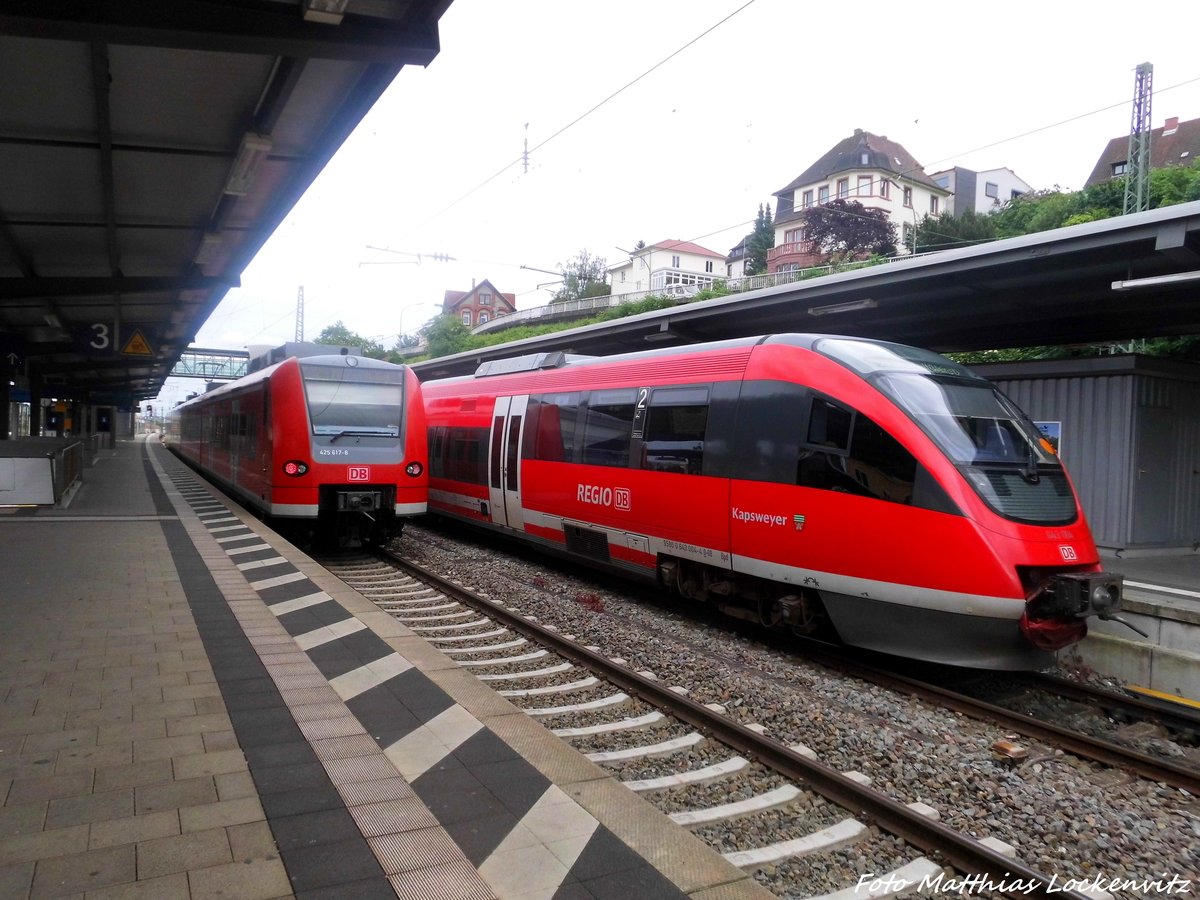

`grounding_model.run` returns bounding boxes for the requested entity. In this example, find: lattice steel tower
[1123,62,1153,215]
[295,285,304,342]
